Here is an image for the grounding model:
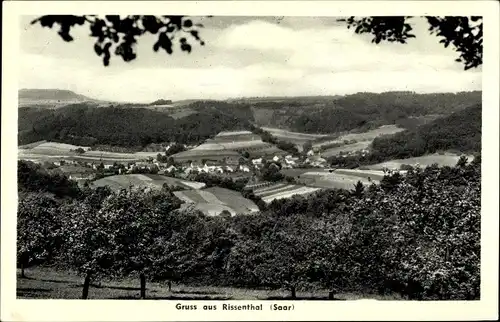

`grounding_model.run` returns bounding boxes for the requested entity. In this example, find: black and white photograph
[1,1,499,321]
